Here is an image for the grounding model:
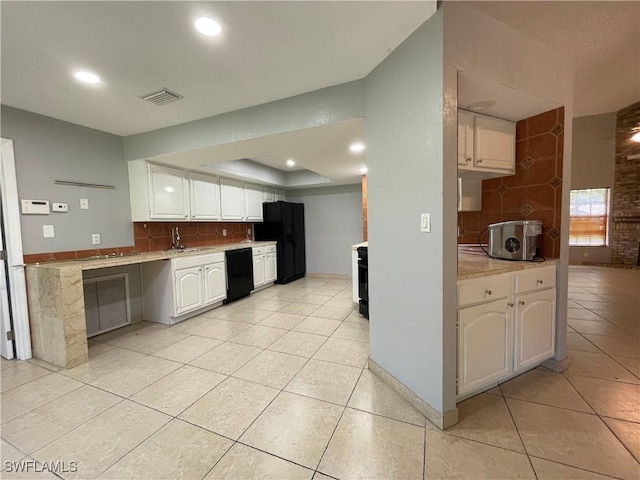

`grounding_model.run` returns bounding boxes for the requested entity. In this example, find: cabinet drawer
[172,252,224,270]
[264,245,276,254]
[458,273,513,307]
[515,266,556,294]
[253,247,265,256]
